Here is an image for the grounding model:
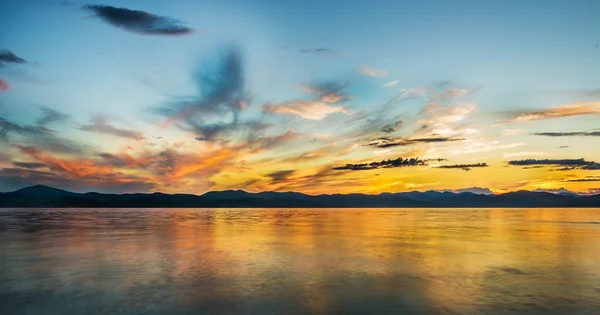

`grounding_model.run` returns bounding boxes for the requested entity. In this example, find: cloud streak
[532,131,600,137]
[84,5,194,35]
[511,102,600,121]
[437,163,488,171]
[507,158,599,170]
[358,66,387,77]
[366,137,465,148]
[262,82,351,120]
[80,115,143,139]
[333,157,427,171]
